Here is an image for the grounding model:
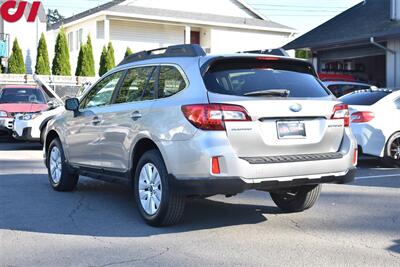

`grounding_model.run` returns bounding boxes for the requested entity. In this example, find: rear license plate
[277,121,306,139]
